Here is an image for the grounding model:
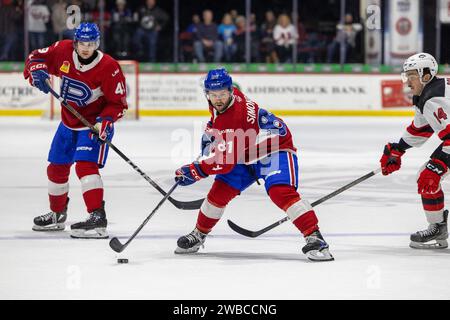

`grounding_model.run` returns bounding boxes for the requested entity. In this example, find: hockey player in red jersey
[24,23,128,238]
[380,53,449,249]
[173,68,333,261]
